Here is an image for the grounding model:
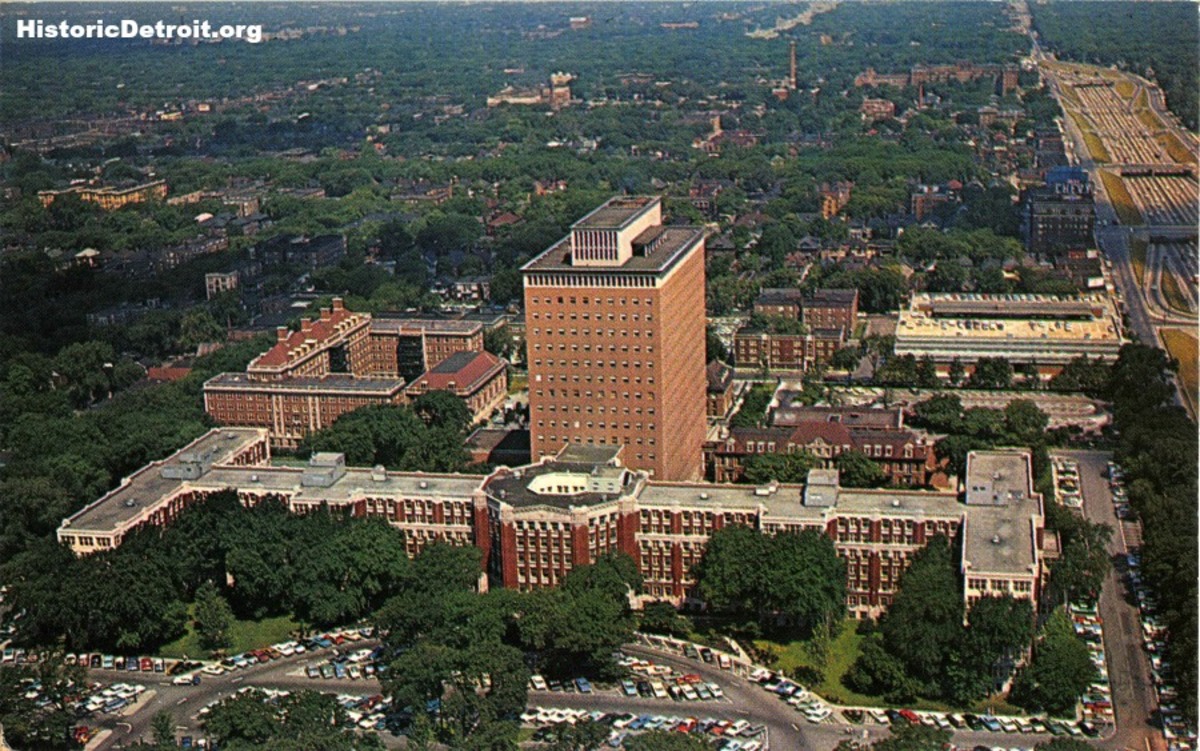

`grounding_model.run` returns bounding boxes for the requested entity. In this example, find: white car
[805,707,832,723]
[529,675,548,691]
